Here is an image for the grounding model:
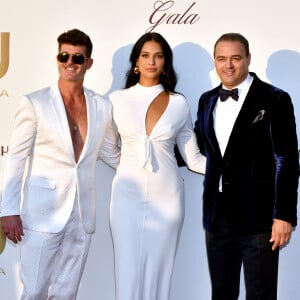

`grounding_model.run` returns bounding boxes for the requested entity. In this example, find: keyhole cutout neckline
[145,91,169,136]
